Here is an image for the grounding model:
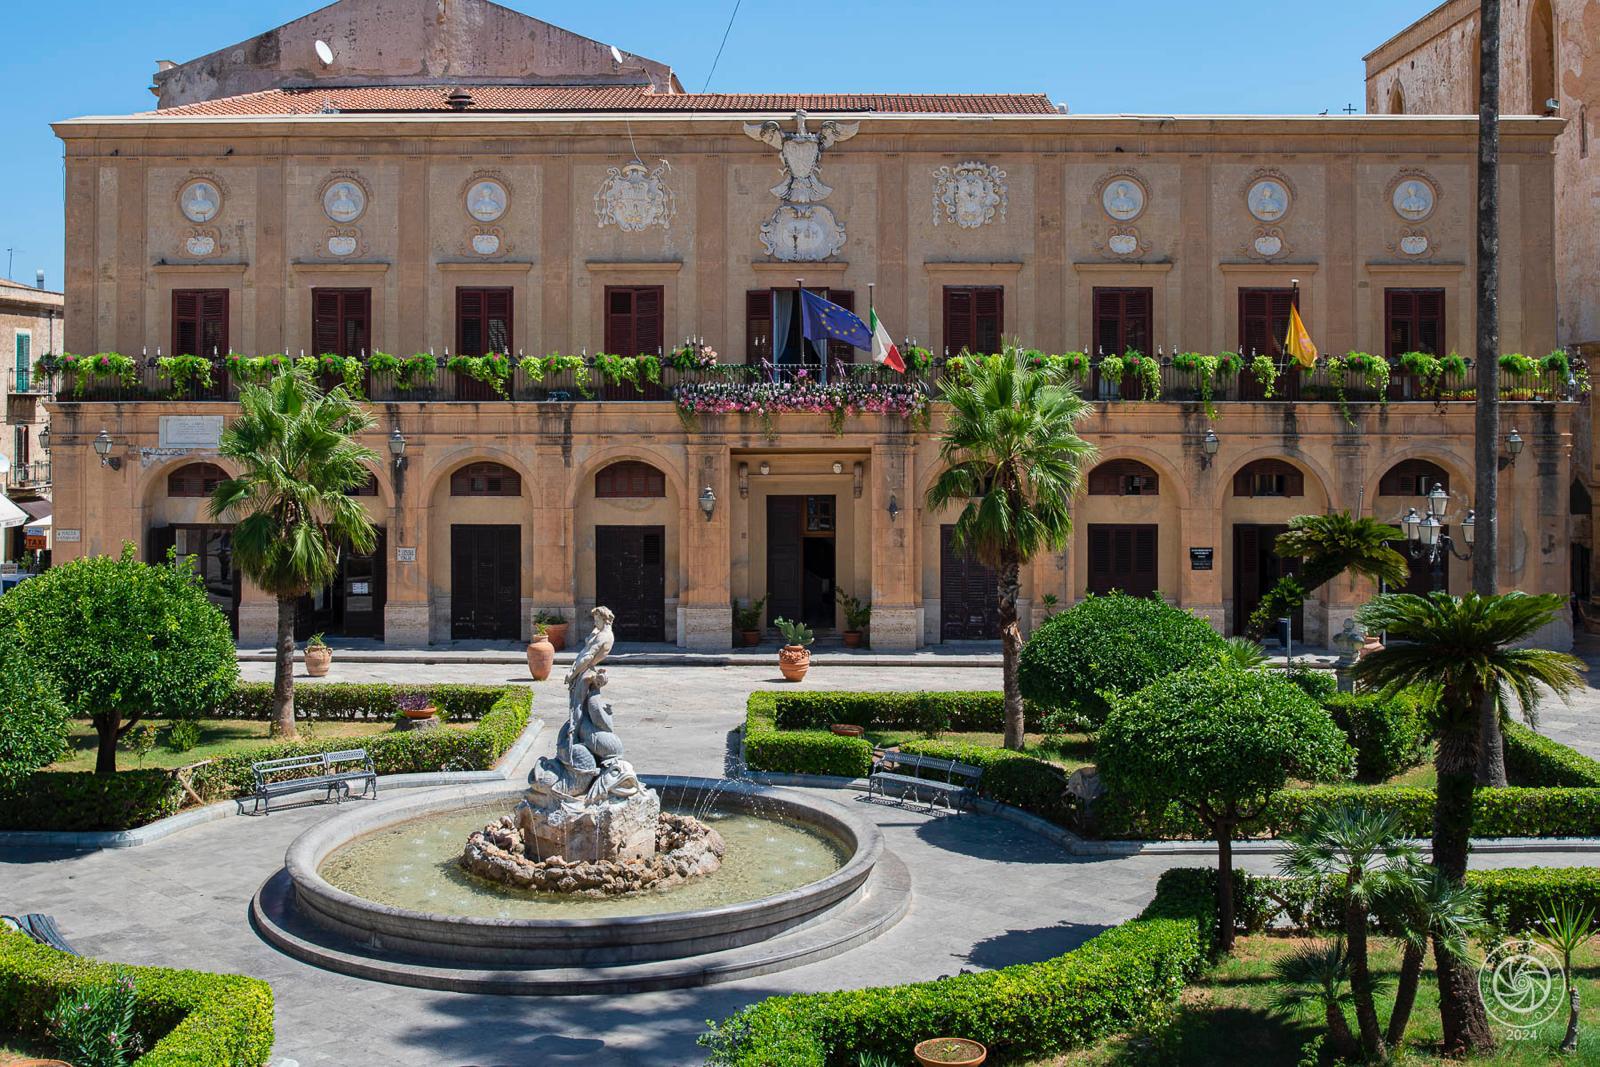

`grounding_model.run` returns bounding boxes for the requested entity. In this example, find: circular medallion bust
[322,180,367,224]
[1392,178,1436,222]
[179,179,221,223]
[1247,179,1291,222]
[466,179,508,222]
[1101,178,1145,222]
